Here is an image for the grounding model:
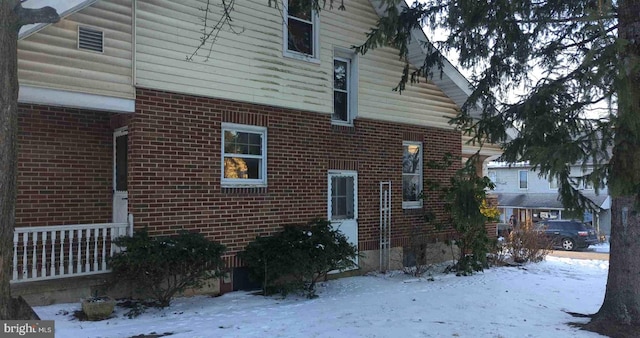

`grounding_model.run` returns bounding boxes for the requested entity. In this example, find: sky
[35,243,610,338]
